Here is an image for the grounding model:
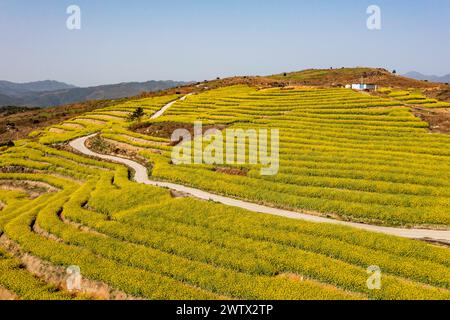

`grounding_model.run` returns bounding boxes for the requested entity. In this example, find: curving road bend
[150,94,192,119]
[68,97,450,244]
